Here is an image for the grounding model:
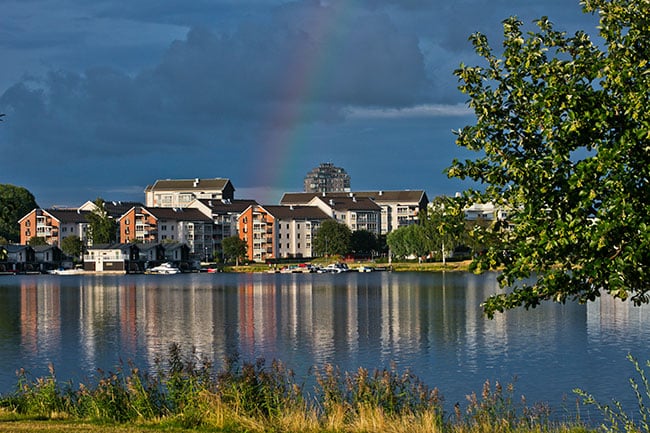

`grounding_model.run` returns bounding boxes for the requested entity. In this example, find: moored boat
[146,263,181,274]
